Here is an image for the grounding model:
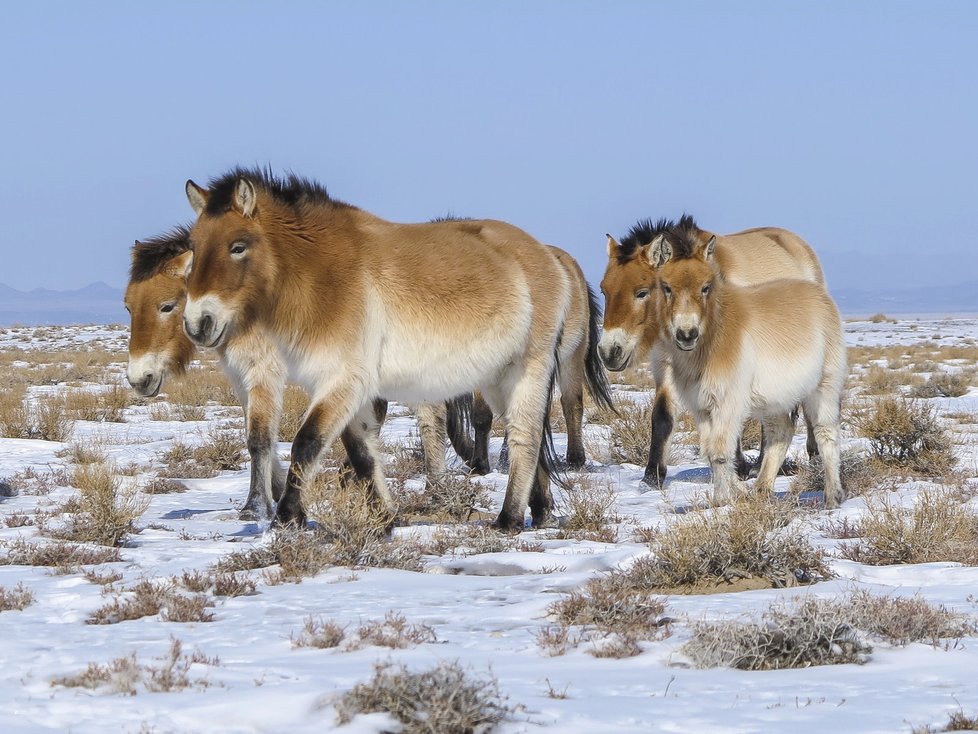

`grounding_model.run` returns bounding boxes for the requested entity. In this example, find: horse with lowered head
[648,226,846,508]
[599,215,825,485]
[125,228,397,519]
[182,167,577,531]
